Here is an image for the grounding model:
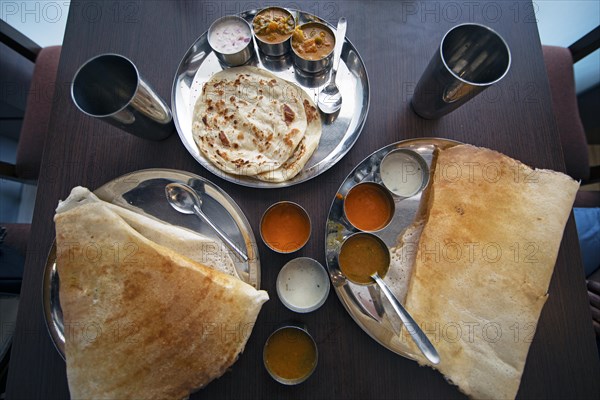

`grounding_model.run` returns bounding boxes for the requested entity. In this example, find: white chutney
[380,149,427,197]
[276,258,330,313]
